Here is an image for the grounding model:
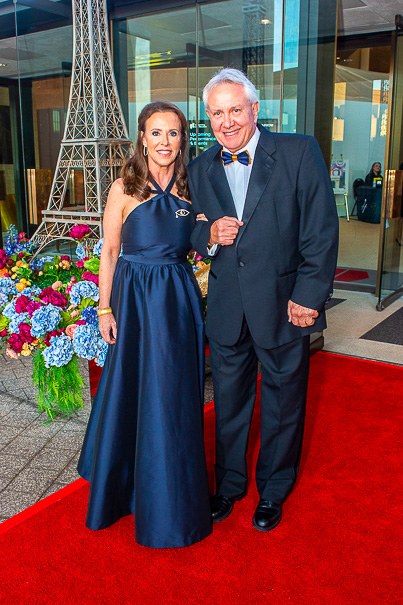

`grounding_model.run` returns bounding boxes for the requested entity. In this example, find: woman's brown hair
[121,101,189,201]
